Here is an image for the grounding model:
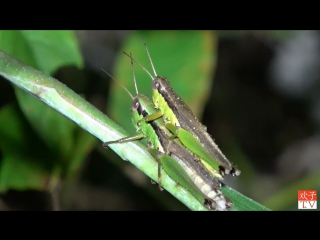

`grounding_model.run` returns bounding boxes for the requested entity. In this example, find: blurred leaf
[0,30,95,192]
[15,89,76,162]
[0,104,57,192]
[0,30,83,74]
[67,127,97,176]
[14,89,97,176]
[260,30,296,40]
[216,30,247,39]
[216,30,296,41]
[108,30,217,134]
